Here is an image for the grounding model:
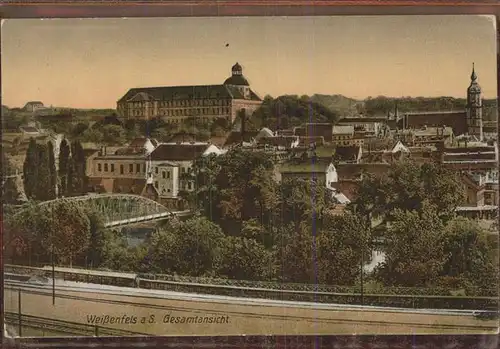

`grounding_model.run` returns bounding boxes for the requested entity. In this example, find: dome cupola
[224,62,250,86]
